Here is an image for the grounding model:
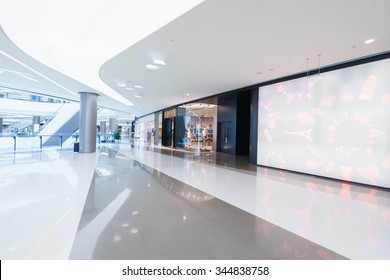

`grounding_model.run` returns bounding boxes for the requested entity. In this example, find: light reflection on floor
[0,143,389,259]
[70,148,346,259]
[109,142,390,260]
